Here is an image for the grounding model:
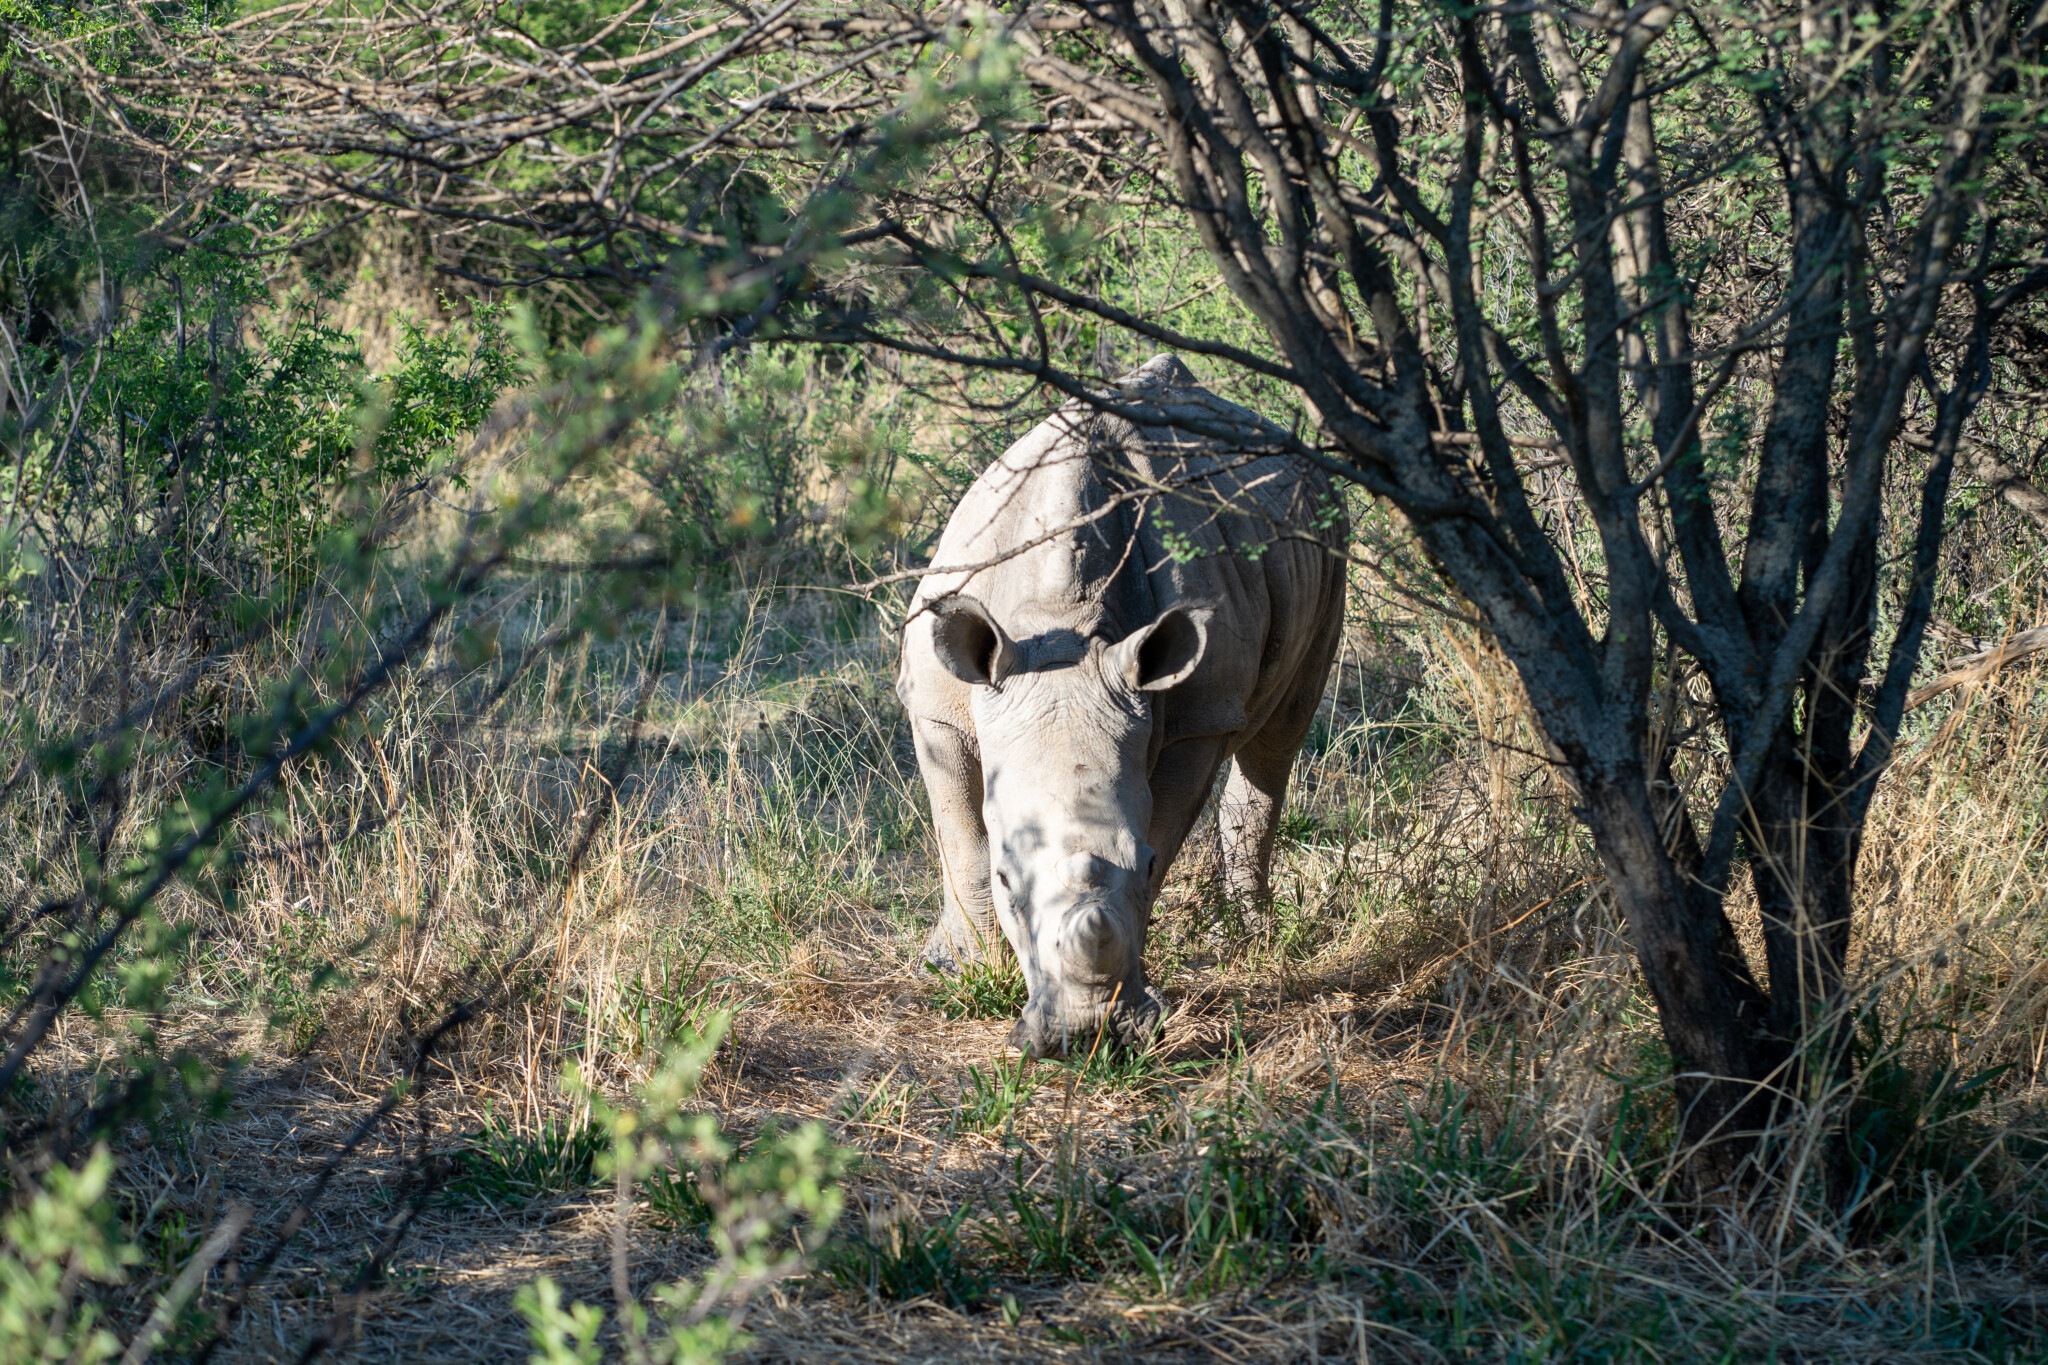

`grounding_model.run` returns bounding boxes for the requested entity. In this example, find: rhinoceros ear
[929,595,1019,689]
[1114,606,1209,693]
